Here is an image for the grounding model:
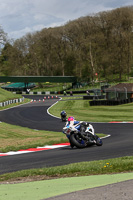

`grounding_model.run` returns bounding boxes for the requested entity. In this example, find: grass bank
[0,87,31,111]
[0,156,132,182]
[0,87,22,102]
[0,122,67,153]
